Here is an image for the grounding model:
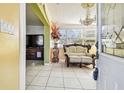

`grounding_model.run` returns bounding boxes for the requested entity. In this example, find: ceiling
[26,4,43,26]
[45,3,96,25]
